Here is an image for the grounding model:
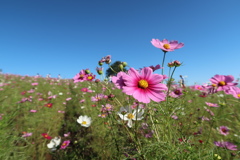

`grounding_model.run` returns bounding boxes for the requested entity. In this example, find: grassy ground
[0,74,239,160]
